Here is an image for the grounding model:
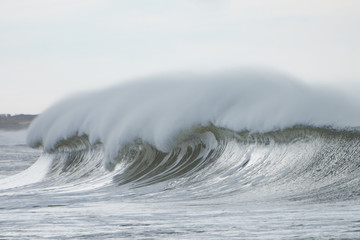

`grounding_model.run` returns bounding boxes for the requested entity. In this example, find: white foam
[26,70,360,170]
